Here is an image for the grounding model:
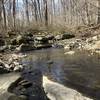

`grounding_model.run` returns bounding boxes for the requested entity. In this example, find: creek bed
[21,48,100,99]
[0,48,100,100]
